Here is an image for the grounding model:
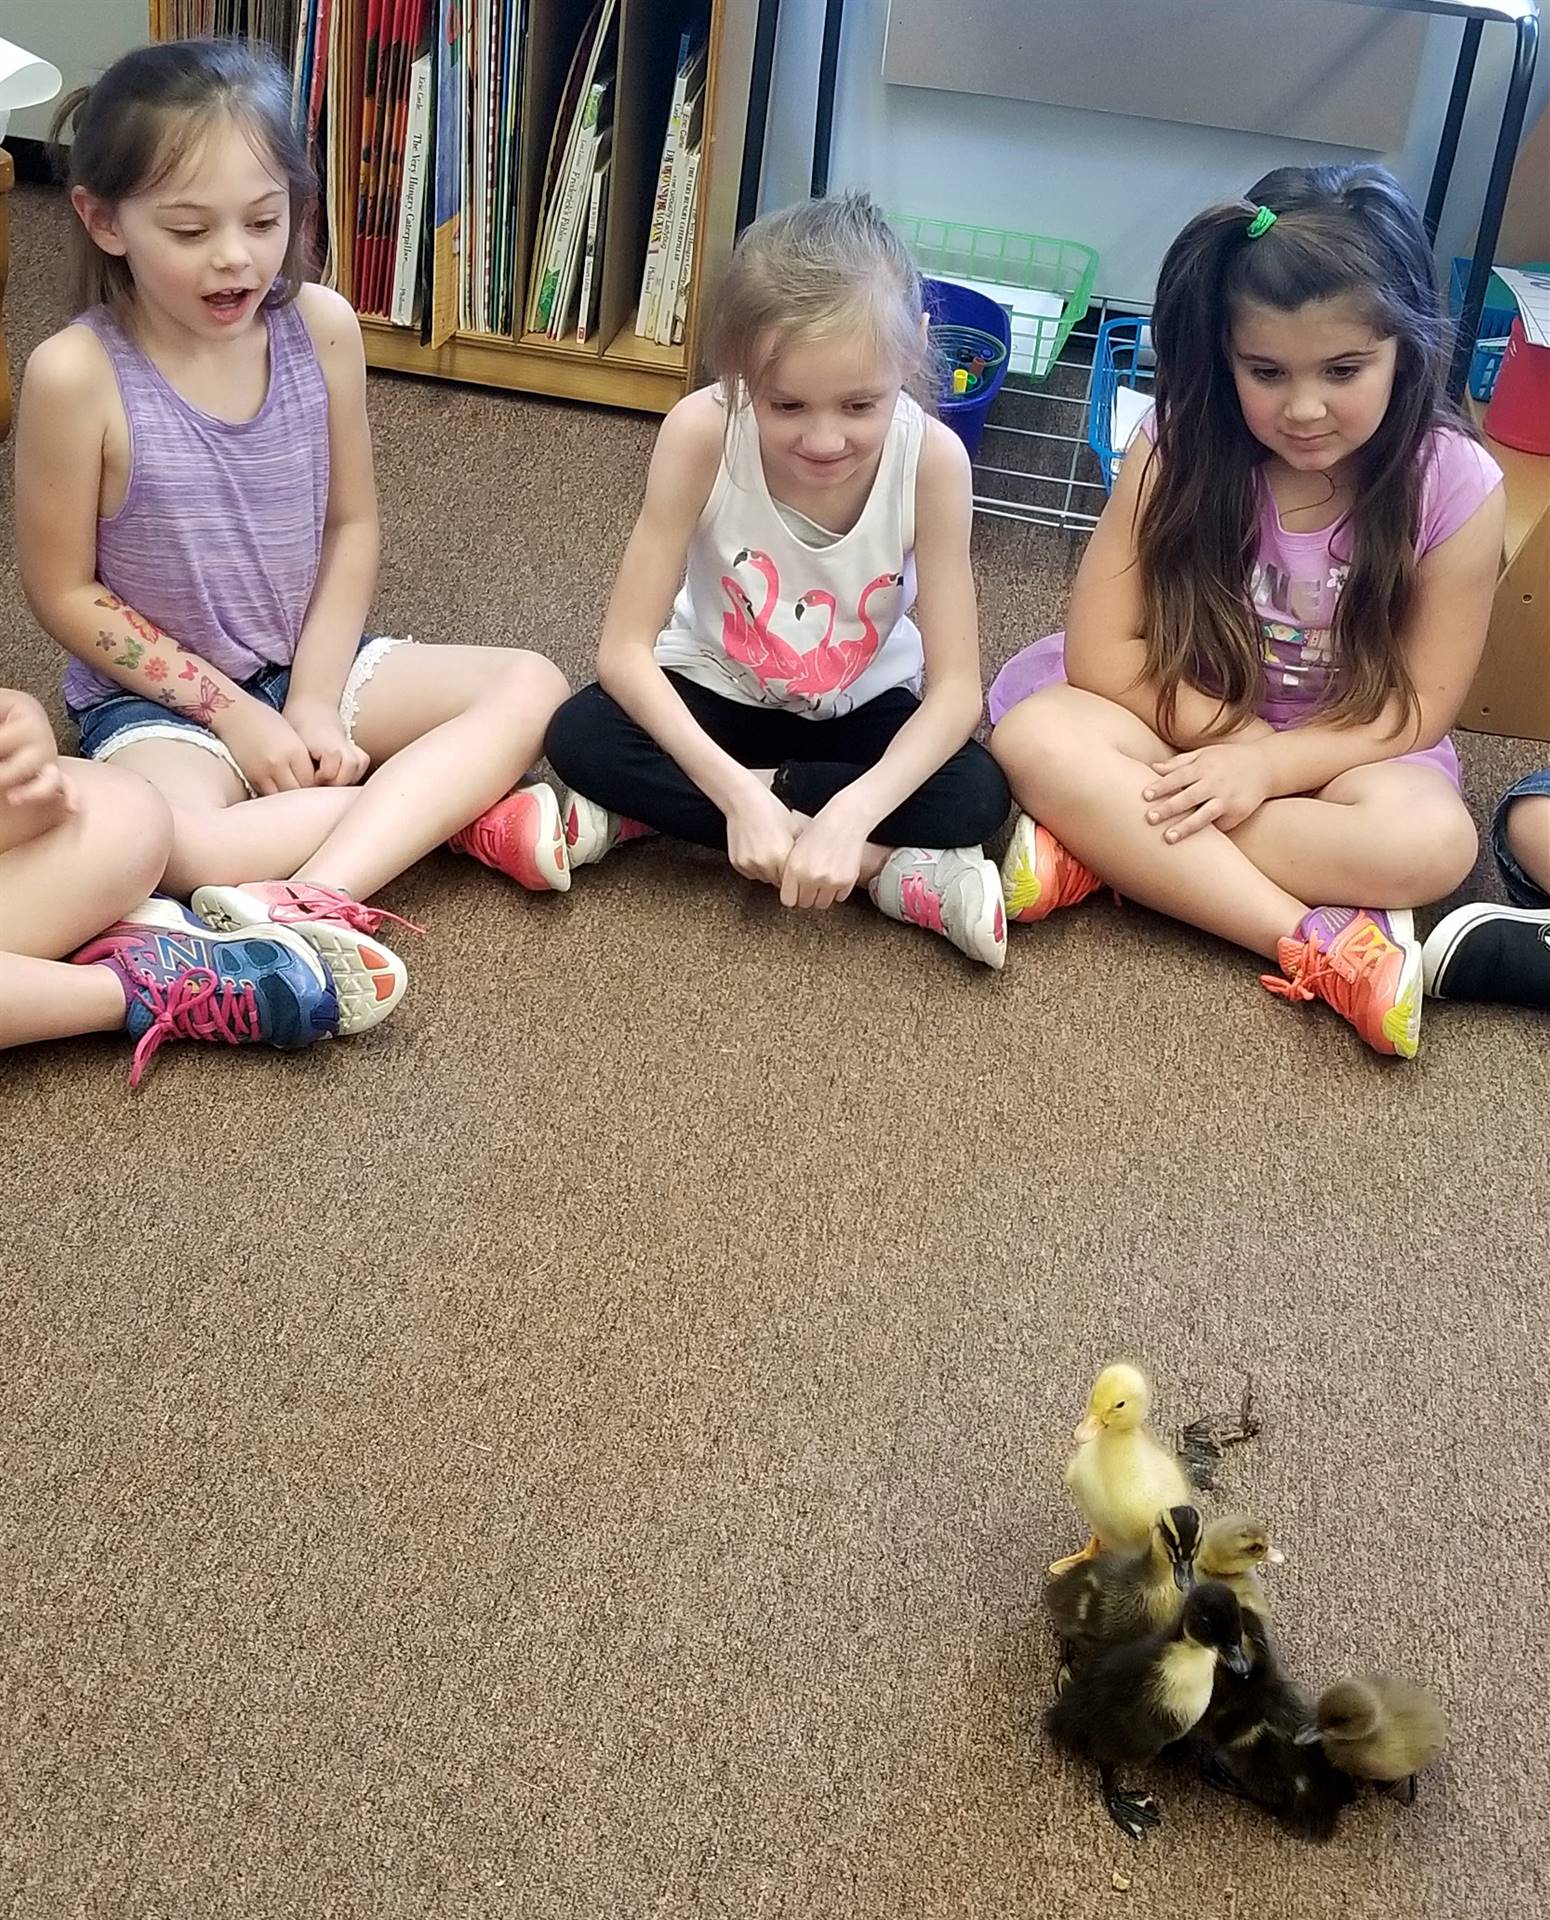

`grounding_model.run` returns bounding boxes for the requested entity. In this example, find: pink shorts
[987,633,1461,789]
